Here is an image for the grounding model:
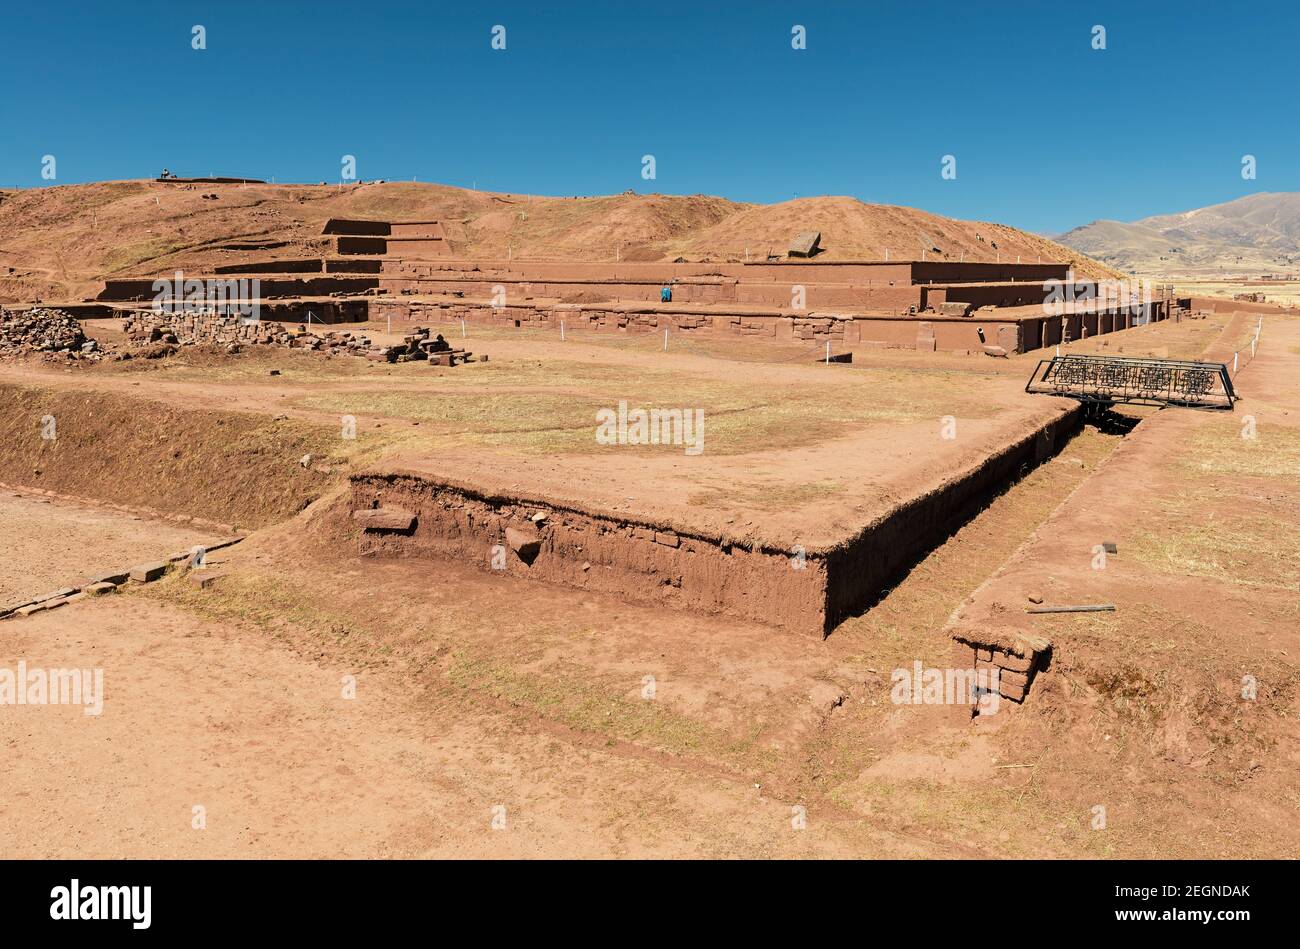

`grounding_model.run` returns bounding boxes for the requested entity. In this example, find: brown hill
[0,179,1120,302]
[1058,192,1300,277]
